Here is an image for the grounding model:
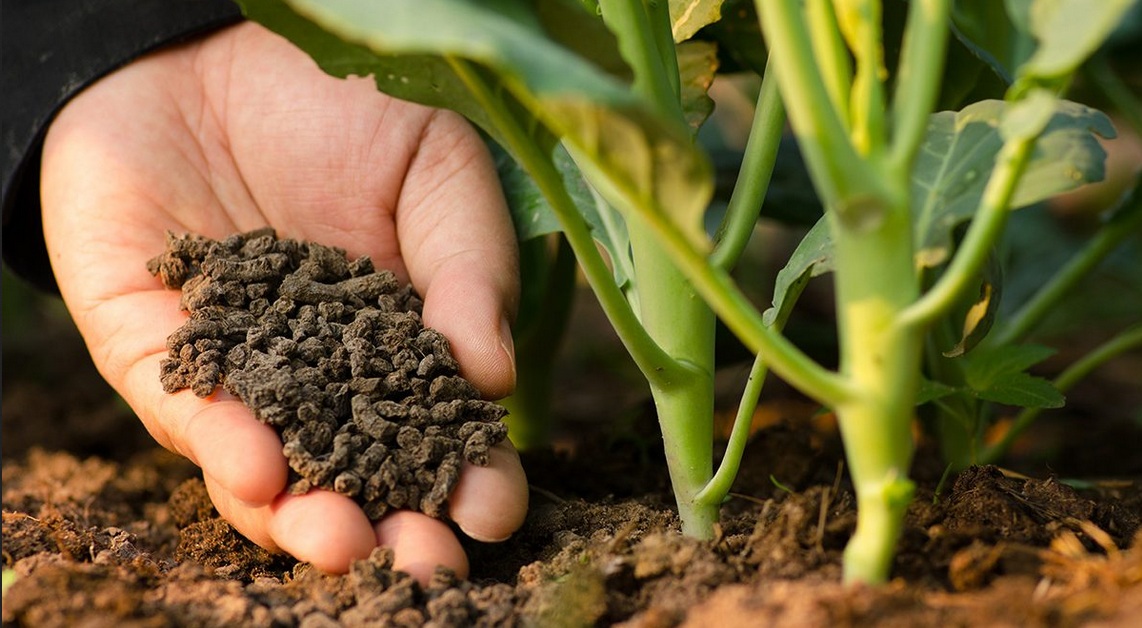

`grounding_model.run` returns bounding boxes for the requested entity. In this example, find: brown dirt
[4,273,1142,627]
